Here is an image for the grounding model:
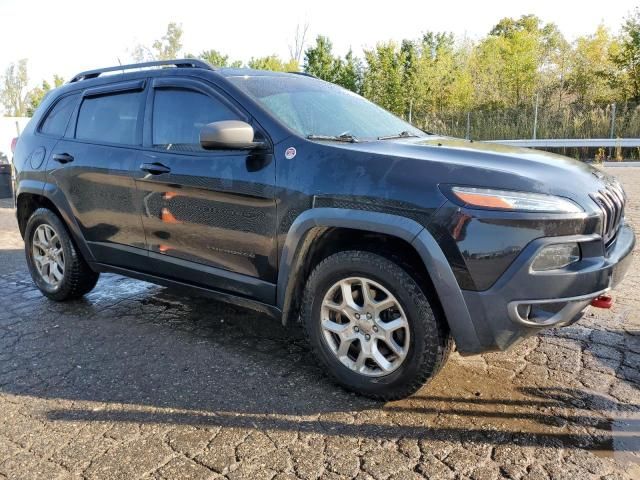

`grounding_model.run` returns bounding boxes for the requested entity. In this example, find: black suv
[12,59,635,399]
